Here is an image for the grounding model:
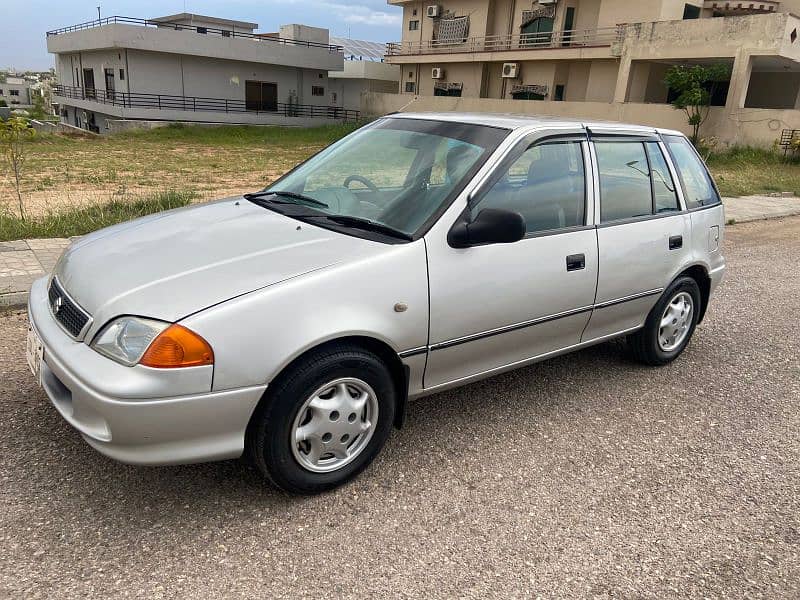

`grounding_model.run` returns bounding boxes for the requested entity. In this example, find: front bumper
[28,277,266,466]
